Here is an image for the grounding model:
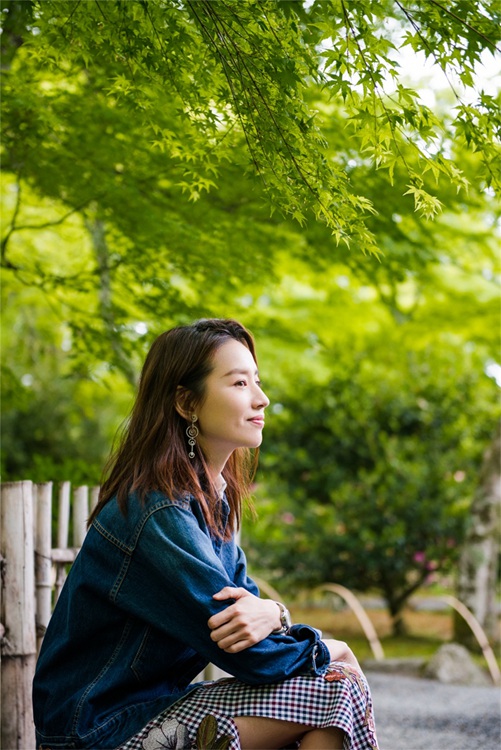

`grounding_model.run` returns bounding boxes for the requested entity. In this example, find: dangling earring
[186,415,199,459]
